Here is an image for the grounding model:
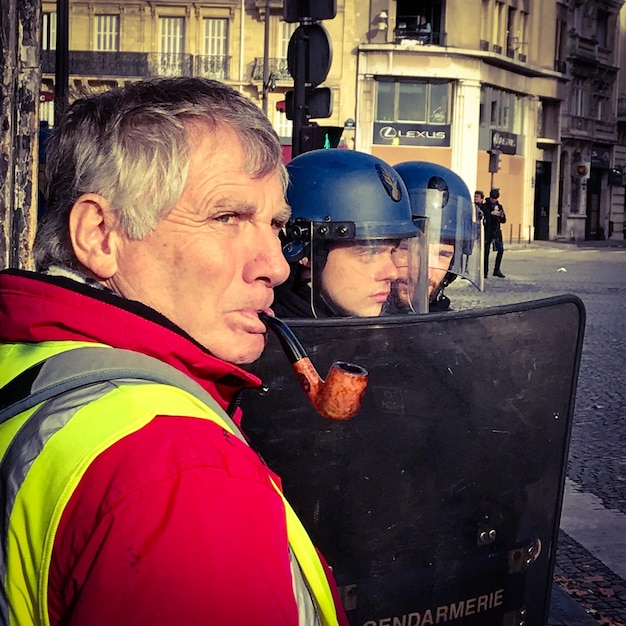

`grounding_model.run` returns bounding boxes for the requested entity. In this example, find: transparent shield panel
[386,217,428,314]
[410,189,484,295]
[310,224,428,318]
